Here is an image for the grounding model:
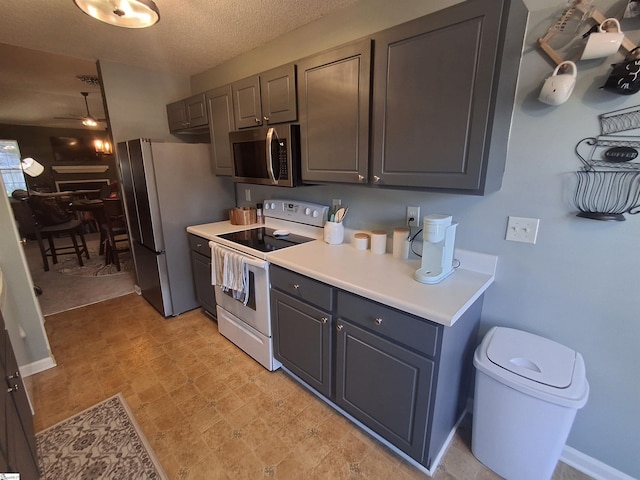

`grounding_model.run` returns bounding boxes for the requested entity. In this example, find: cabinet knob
[255,117,261,124]
[7,384,19,393]
[7,371,19,380]
[373,175,381,183]
[263,116,270,122]
[357,175,365,182]
[293,284,300,290]
[374,317,383,326]
[196,243,203,248]
[336,324,343,331]
[321,317,328,324]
